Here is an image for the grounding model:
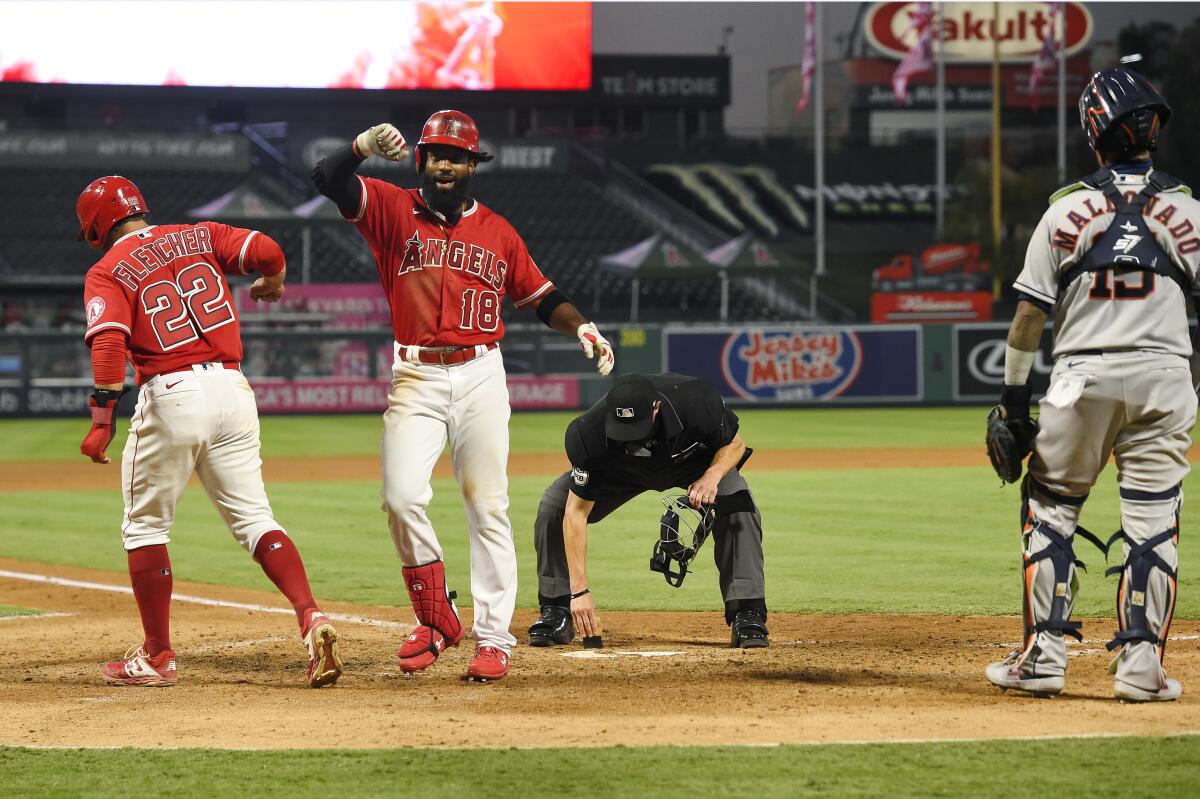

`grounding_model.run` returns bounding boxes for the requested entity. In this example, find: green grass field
[4,736,1199,798]
[1,409,1195,617]
[3,408,1198,795]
